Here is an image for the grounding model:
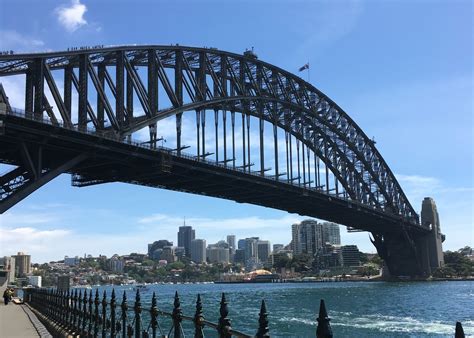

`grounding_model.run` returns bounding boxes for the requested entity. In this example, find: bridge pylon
[371,197,445,278]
